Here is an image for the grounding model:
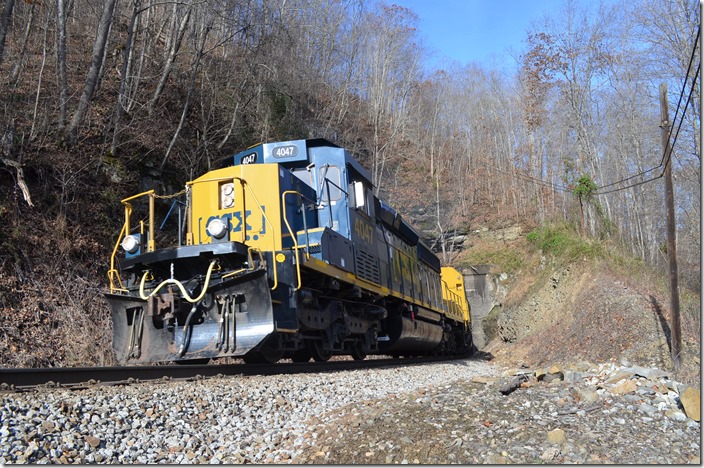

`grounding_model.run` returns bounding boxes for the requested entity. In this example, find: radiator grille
[355,249,381,284]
